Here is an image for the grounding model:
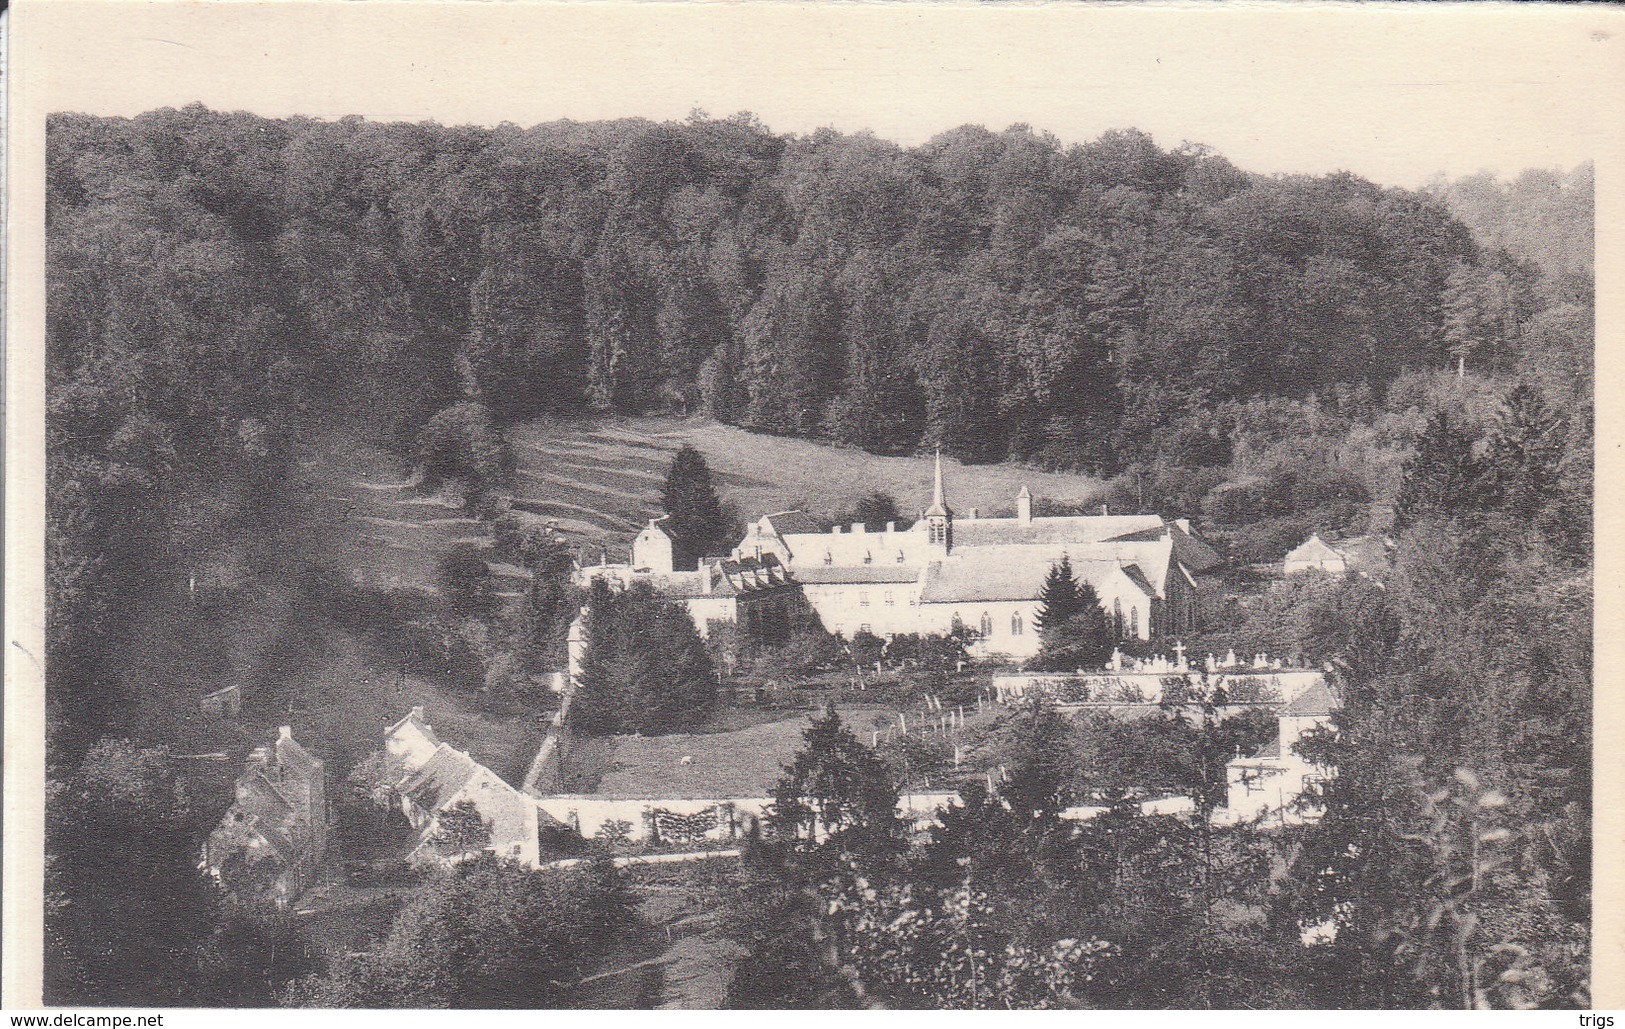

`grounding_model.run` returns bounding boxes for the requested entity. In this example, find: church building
[731,454,1222,660]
